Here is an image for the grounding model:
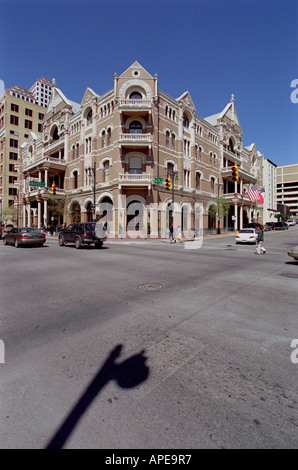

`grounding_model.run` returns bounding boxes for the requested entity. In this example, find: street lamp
[88,162,96,222]
[217,182,224,234]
